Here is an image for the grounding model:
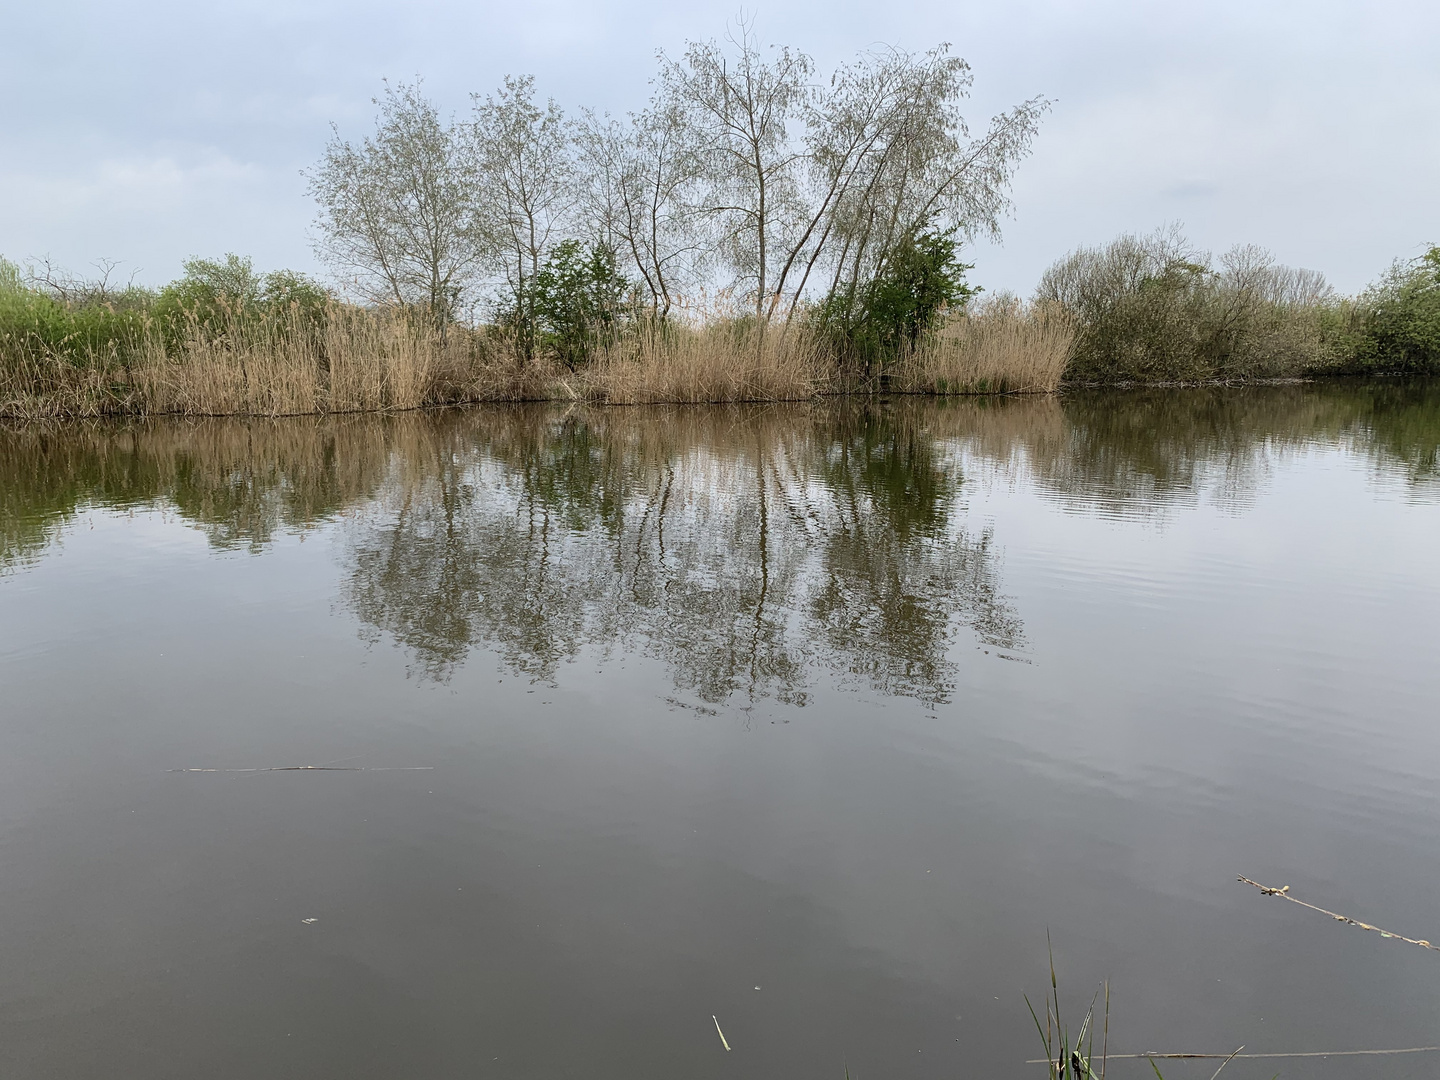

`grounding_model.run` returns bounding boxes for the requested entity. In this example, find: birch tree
[311,25,1050,354]
[804,46,1048,330]
[658,19,812,325]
